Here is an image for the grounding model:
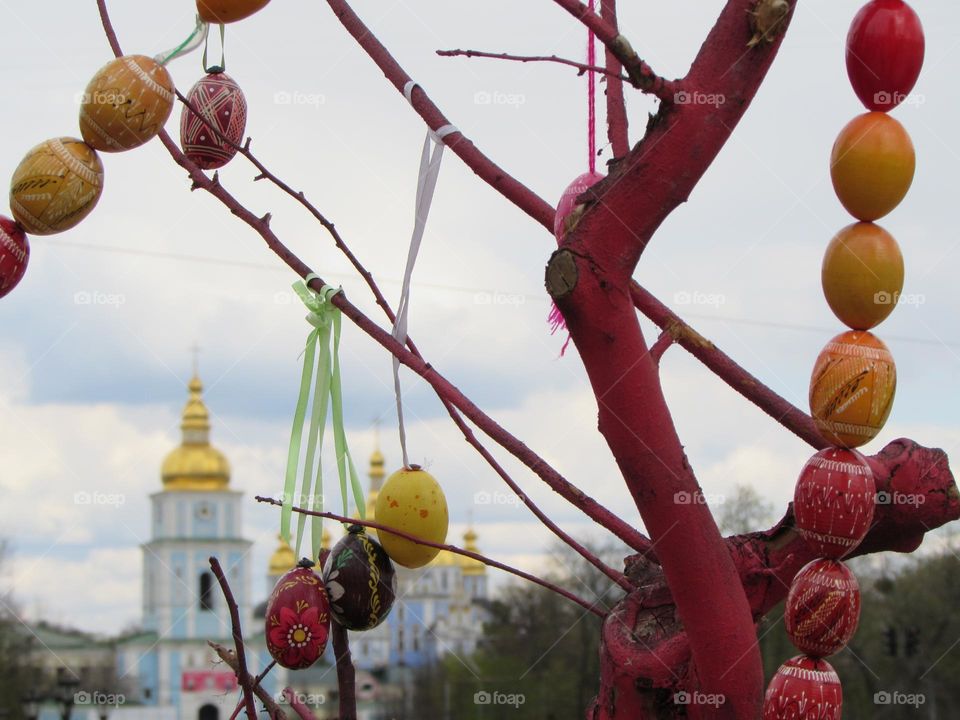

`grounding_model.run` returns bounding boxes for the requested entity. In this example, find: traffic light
[883,626,898,657]
[905,626,920,657]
